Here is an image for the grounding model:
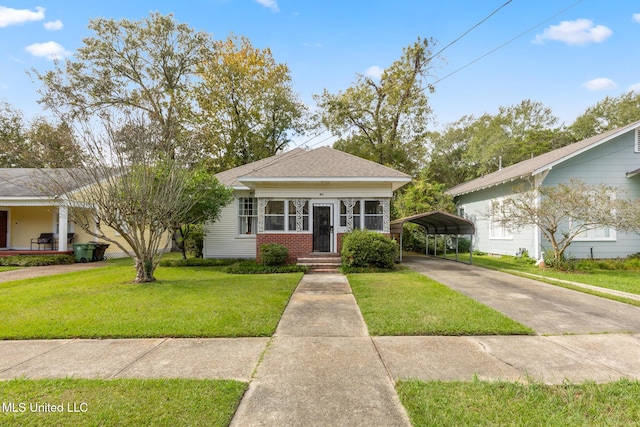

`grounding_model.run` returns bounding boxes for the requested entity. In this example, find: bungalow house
[204,146,411,261]
[447,120,640,260]
[0,168,141,259]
